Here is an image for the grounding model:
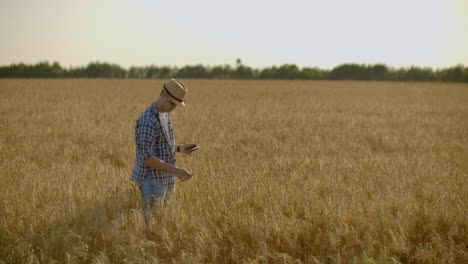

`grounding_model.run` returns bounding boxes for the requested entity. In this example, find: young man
[130,79,197,228]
